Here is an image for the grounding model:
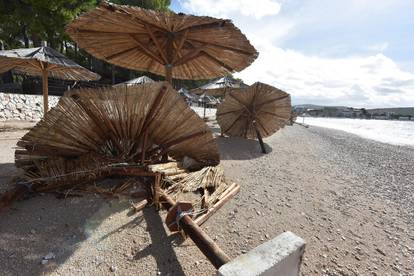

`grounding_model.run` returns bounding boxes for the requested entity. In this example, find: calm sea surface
[300,117,414,147]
